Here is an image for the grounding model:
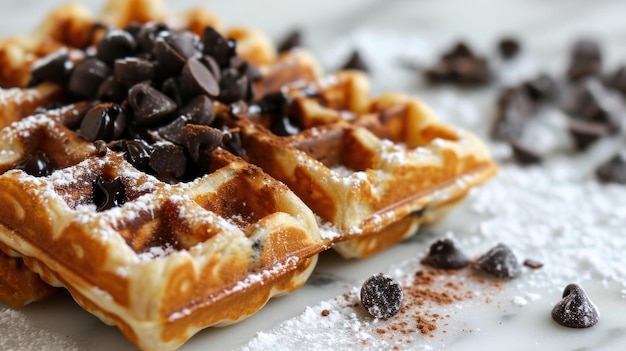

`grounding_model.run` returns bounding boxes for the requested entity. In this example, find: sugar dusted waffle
[0,0,495,350]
